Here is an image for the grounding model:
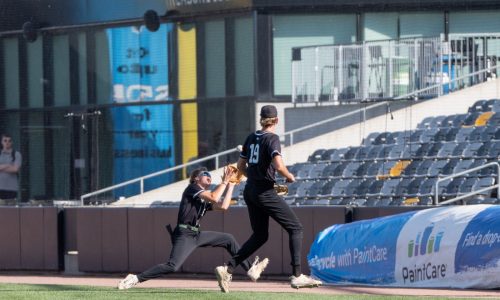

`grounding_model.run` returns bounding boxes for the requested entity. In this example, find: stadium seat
[379,178,401,197]
[330,180,352,199]
[452,159,475,174]
[423,142,443,159]
[329,147,350,162]
[373,132,396,145]
[419,127,440,143]
[316,179,338,199]
[479,126,497,141]
[321,162,341,178]
[475,112,494,126]
[308,149,326,163]
[468,99,488,113]
[425,159,448,177]
[308,162,329,179]
[416,159,437,177]
[467,126,486,142]
[460,142,483,158]
[364,161,385,177]
[399,160,422,177]
[441,158,461,175]
[392,131,411,144]
[343,146,361,160]
[436,142,459,158]
[295,163,315,179]
[444,127,460,141]
[489,99,500,112]
[362,132,380,146]
[463,112,481,126]
[454,127,475,142]
[342,161,362,178]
